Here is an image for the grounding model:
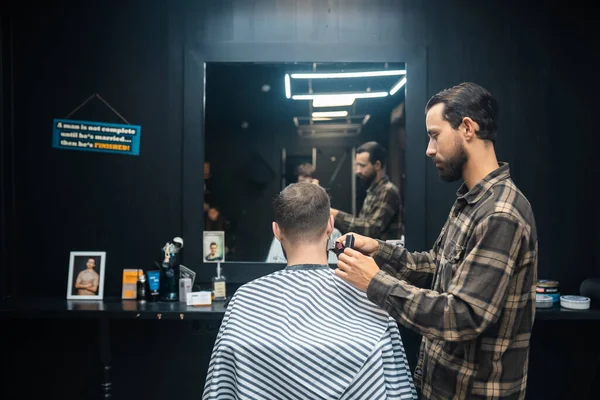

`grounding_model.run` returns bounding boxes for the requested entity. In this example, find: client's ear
[326,215,334,236]
[273,222,283,242]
